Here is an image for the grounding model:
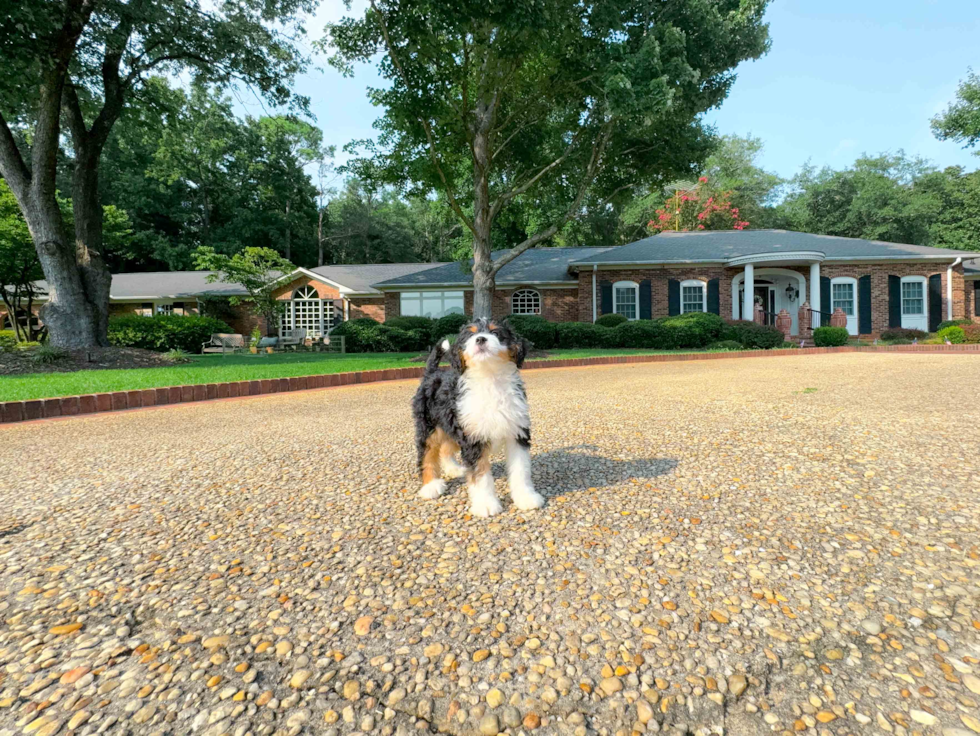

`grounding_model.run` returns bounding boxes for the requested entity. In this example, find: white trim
[375,280,577,290]
[510,288,542,315]
[726,251,825,267]
[830,276,858,335]
[679,279,707,313]
[267,267,351,294]
[899,275,928,331]
[612,280,640,321]
[731,268,807,321]
[573,255,966,269]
